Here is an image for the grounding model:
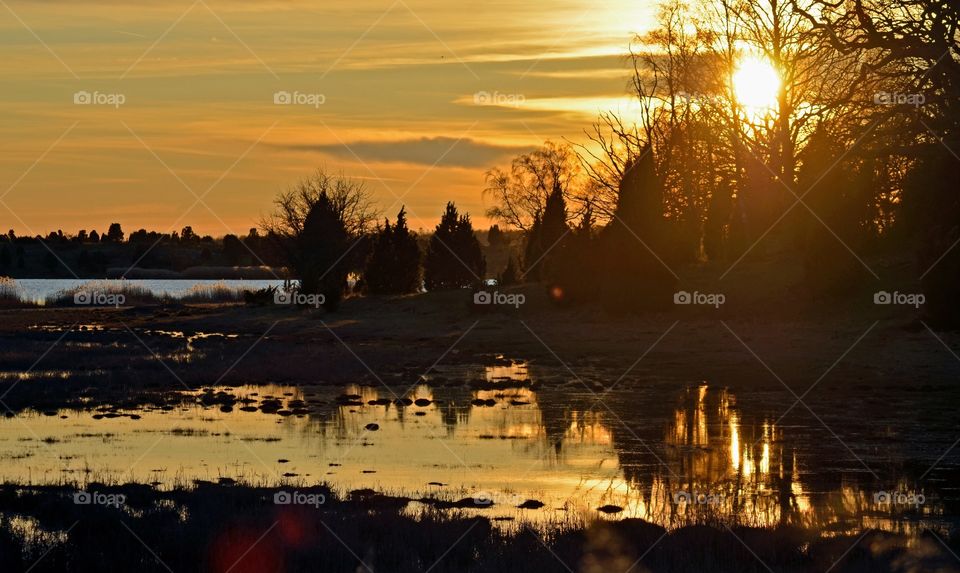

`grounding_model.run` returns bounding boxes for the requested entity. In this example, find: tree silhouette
[105,223,124,243]
[222,234,246,266]
[524,184,570,281]
[499,256,520,286]
[263,168,380,278]
[364,207,421,295]
[600,150,677,311]
[299,192,349,311]
[424,202,485,290]
[487,224,505,248]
